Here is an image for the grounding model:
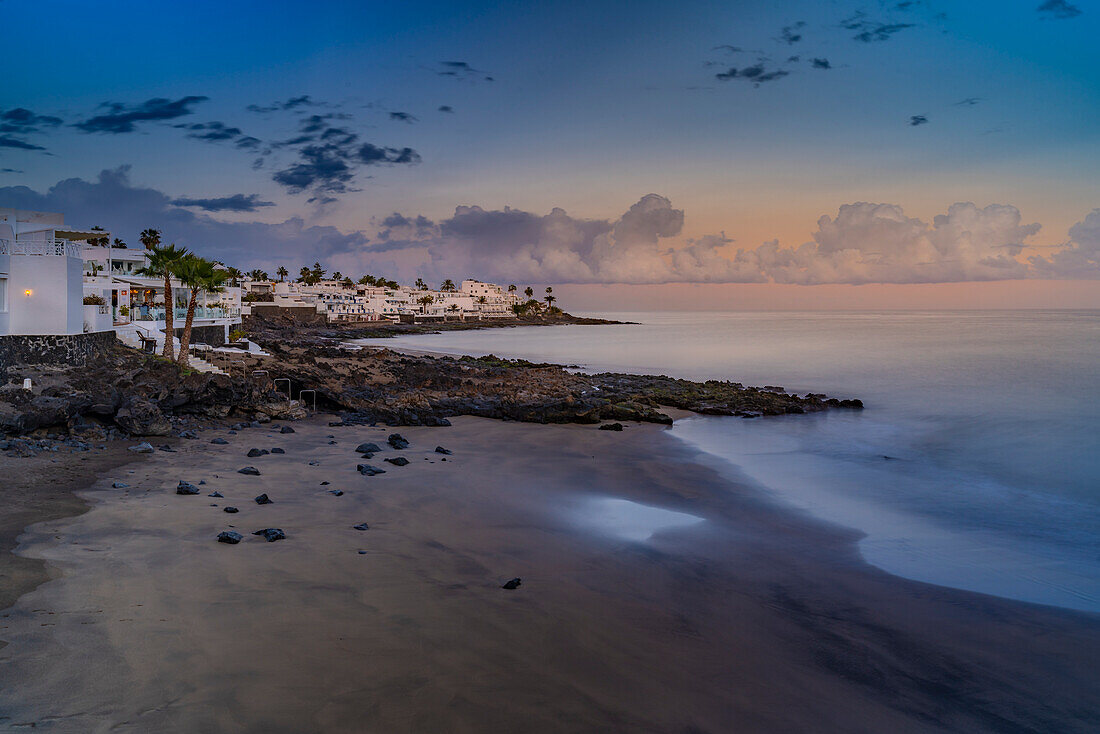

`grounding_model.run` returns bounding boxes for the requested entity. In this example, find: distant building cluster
[242,278,521,323]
